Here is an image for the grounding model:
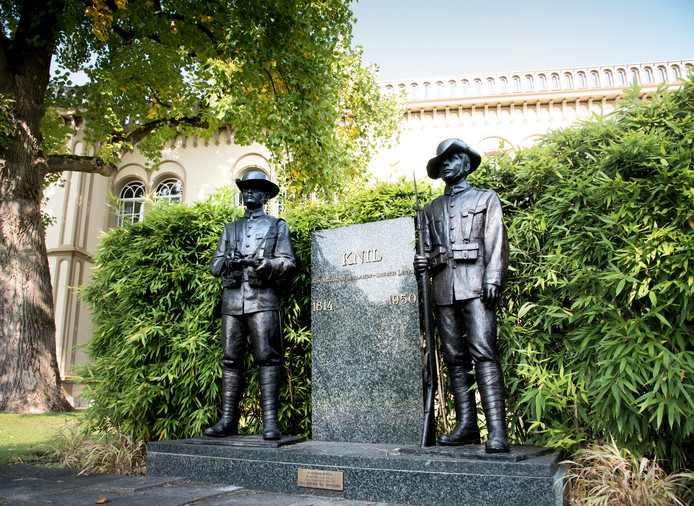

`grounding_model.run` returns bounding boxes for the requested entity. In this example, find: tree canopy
[0,0,401,413]
[47,0,402,194]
